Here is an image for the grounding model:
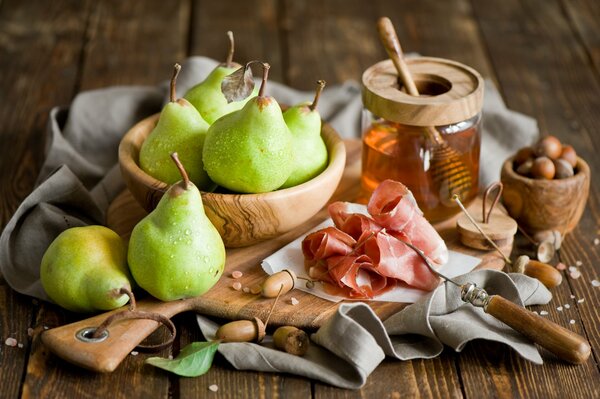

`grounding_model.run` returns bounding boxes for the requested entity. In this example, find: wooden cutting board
[105,140,507,330]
